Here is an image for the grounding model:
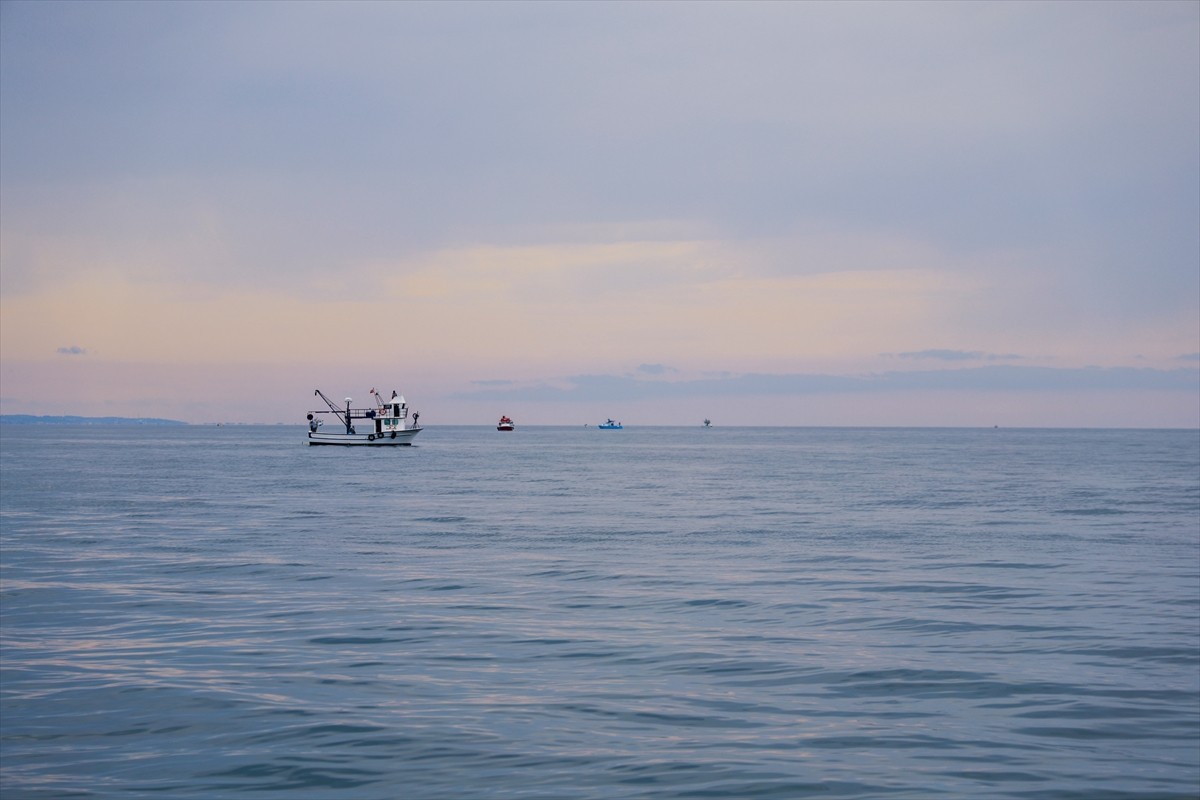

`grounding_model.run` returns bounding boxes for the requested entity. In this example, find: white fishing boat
[497,415,515,431]
[306,388,422,446]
